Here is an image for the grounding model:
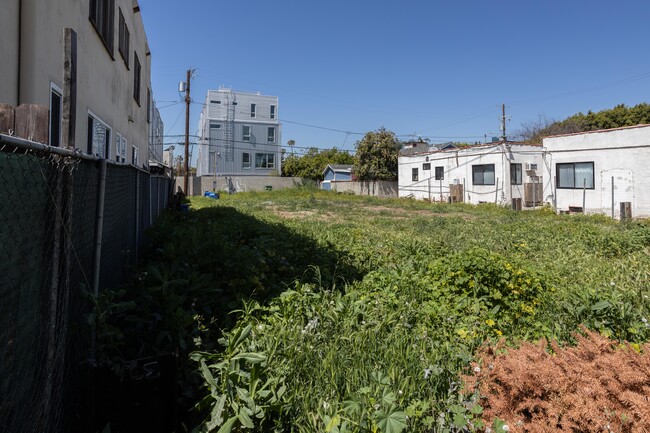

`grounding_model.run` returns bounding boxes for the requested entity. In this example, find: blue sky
[139,0,650,160]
